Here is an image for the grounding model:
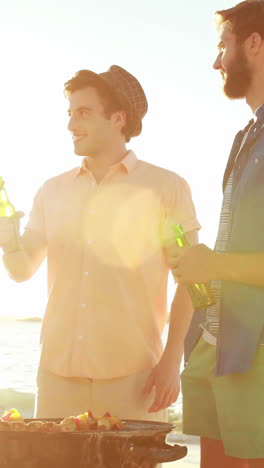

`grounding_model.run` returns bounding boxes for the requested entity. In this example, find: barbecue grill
[0,418,187,467]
